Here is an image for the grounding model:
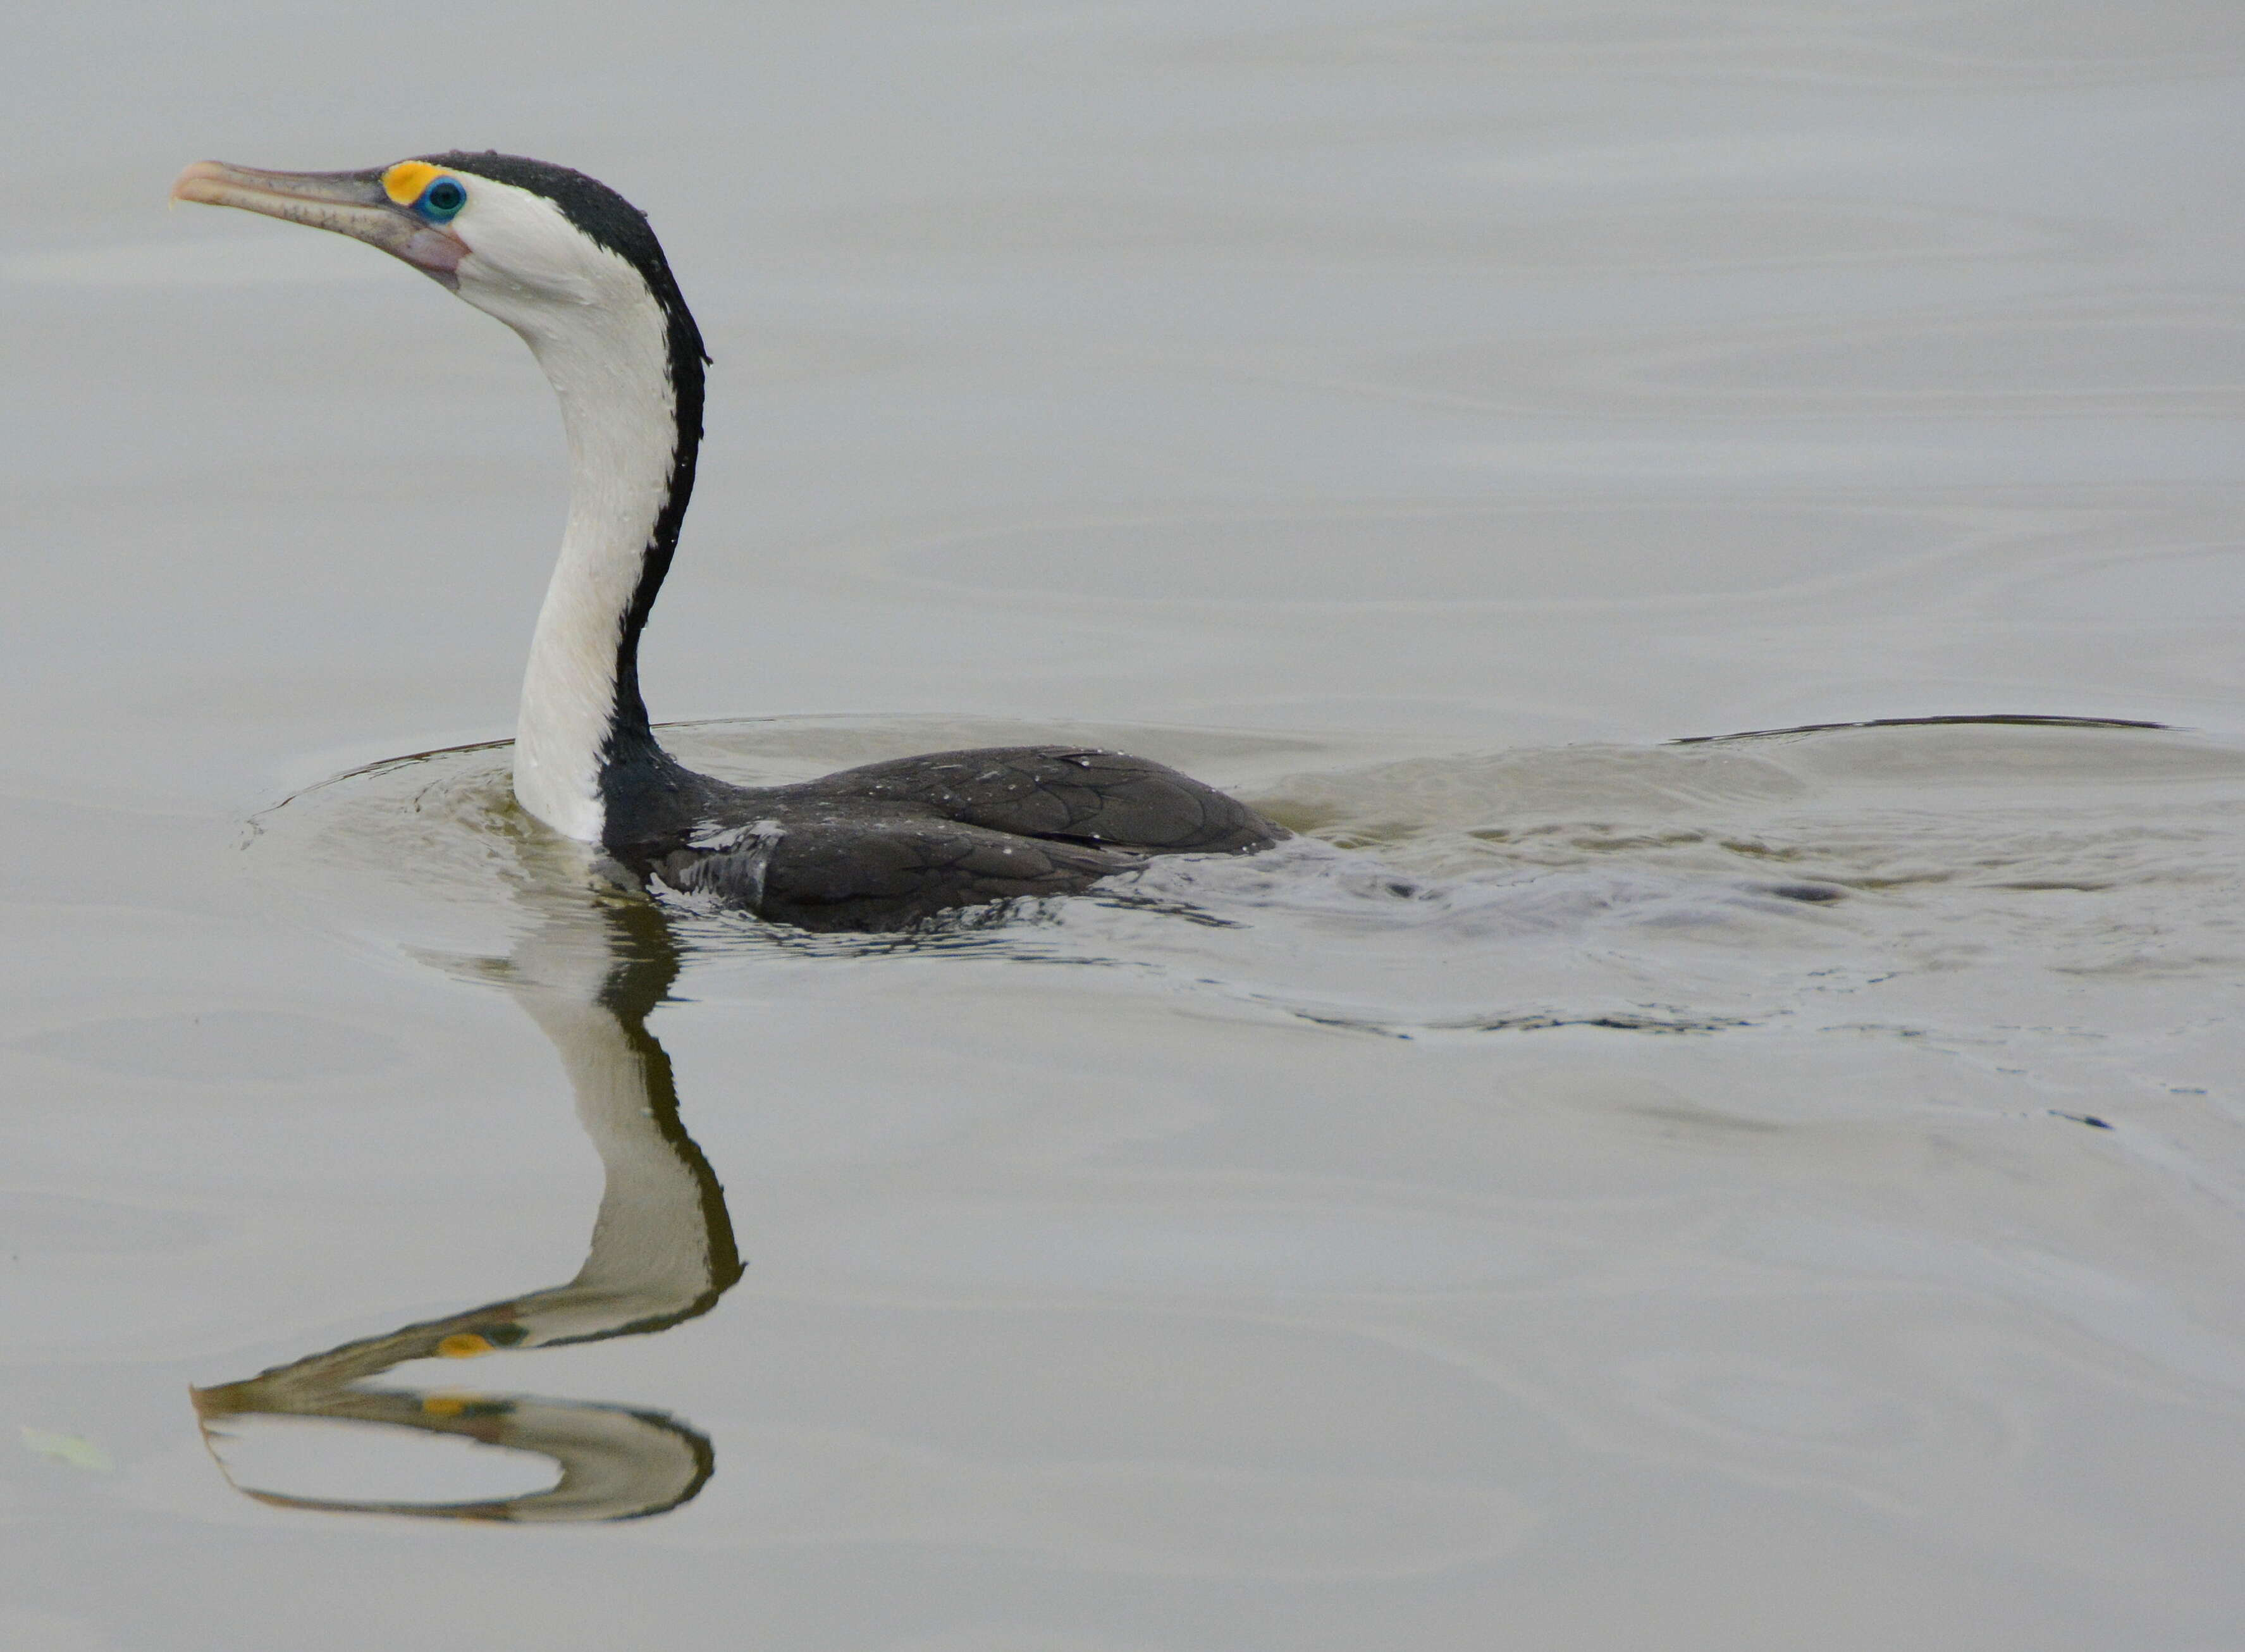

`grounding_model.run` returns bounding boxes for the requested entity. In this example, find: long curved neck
[510,274,704,844]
